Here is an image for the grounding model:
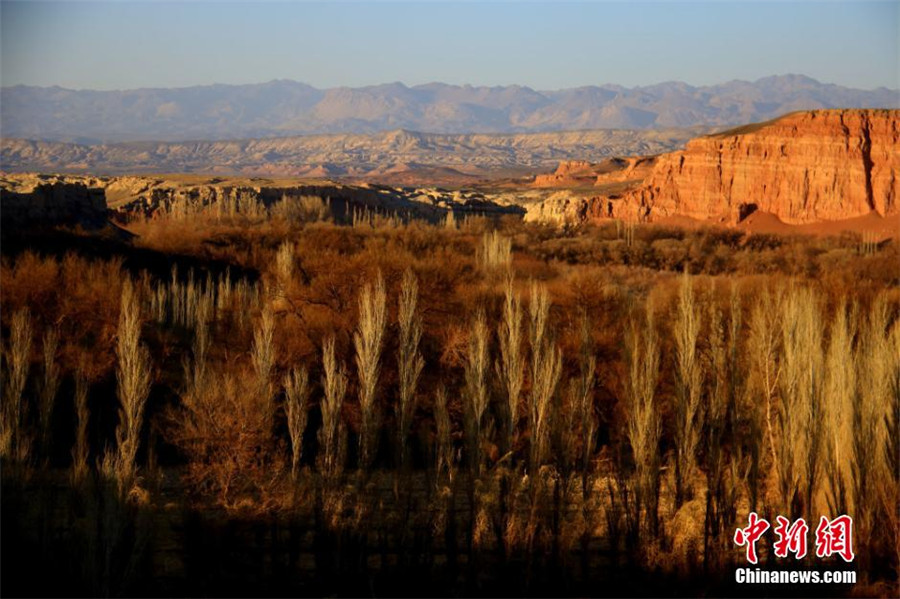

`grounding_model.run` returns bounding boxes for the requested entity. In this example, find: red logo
[773,516,809,559]
[815,515,855,562]
[734,513,855,563]
[734,511,770,564]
